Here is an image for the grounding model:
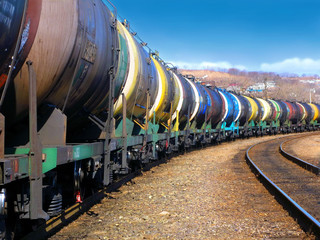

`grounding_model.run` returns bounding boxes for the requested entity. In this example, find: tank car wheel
[74,161,92,203]
[2,216,17,240]
[0,188,21,240]
[0,188,9,240]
